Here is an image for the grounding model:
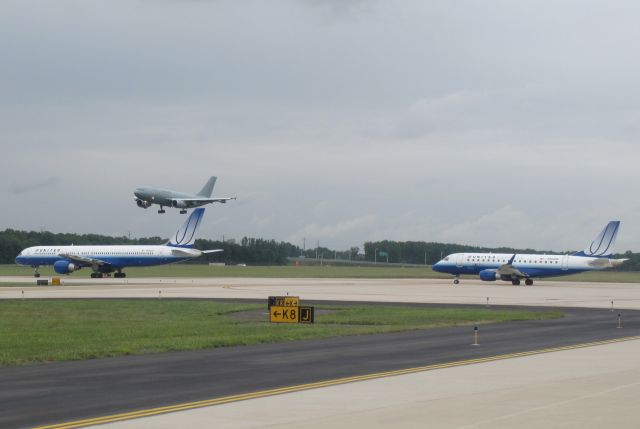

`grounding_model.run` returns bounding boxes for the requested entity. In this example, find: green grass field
[0,299,561,366]
[3,263,640,282]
